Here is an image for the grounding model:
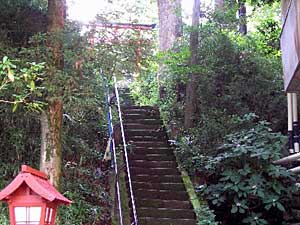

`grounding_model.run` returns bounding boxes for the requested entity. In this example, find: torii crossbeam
[85,22,156,75]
